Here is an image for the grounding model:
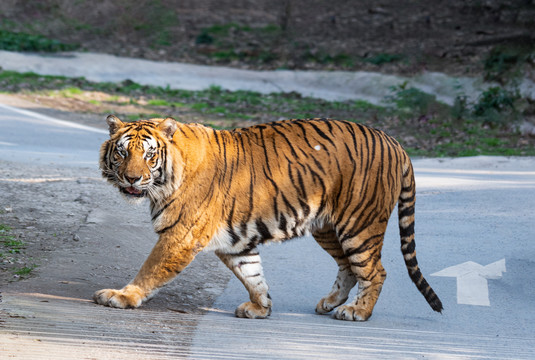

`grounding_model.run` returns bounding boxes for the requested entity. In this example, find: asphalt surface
[1,101,534,359]
[0,102,229,359]
[190,157,535,359]
[1,49,535,358]
[0,102,107,166]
